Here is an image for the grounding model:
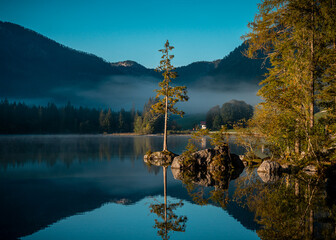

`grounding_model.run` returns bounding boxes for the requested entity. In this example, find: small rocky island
[144,145,244,170]
[144,144,245,188]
